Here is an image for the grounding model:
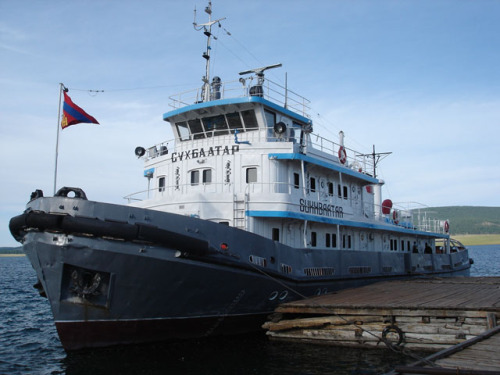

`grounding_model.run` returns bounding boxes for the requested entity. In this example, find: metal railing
[168,77,311,119]
[124,182,449,235]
